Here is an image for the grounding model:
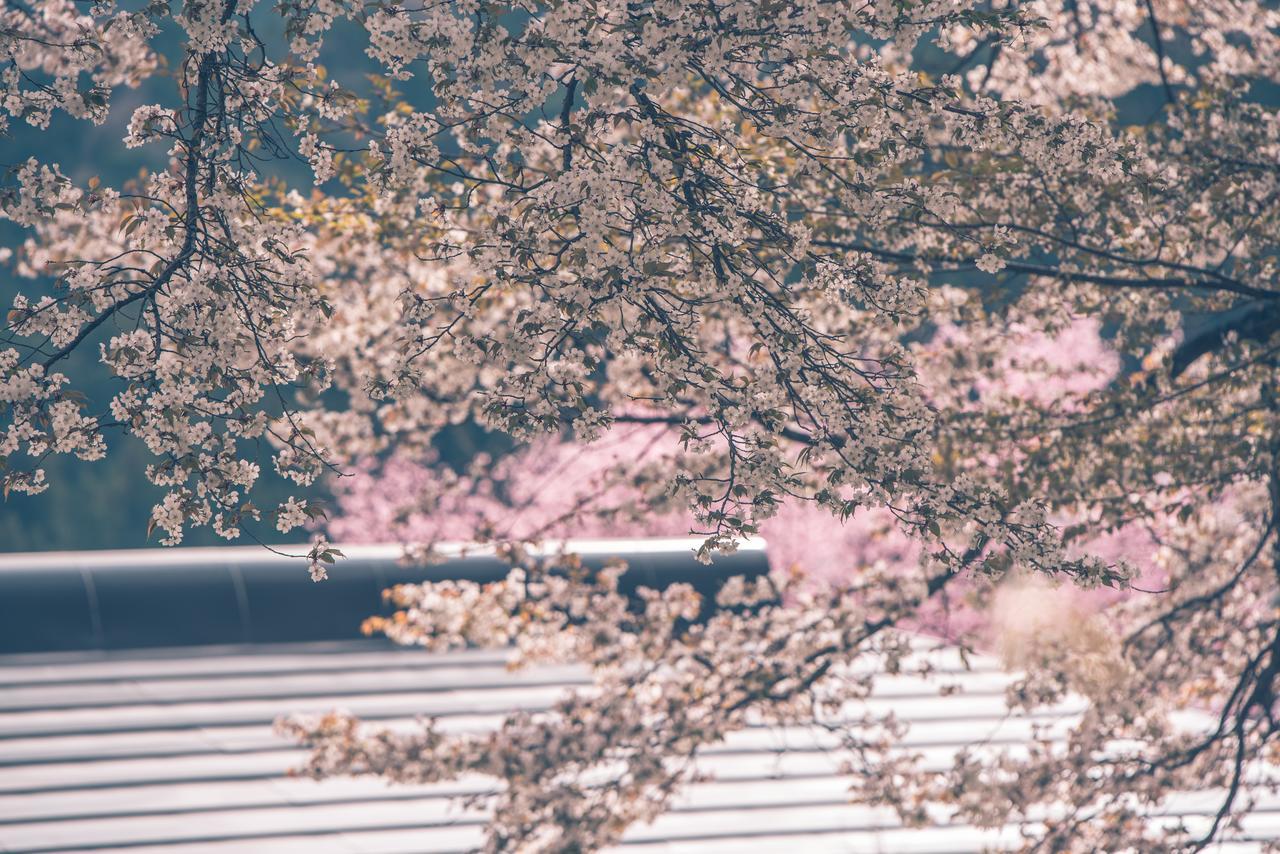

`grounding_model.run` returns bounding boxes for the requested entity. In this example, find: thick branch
[1171,301,1280,379]
[41,4,233,370]
[812,239,1277,300]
